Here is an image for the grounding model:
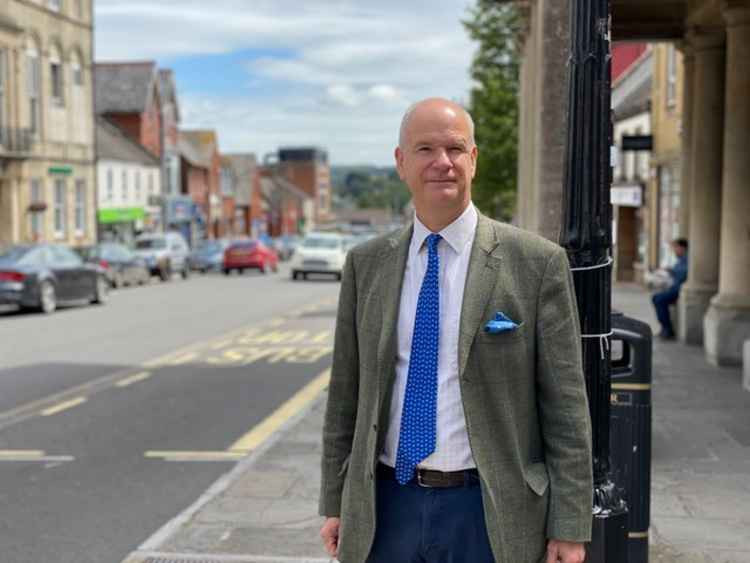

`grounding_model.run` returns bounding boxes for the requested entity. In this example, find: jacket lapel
[458,213,502,379]
[376,224,412,389]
